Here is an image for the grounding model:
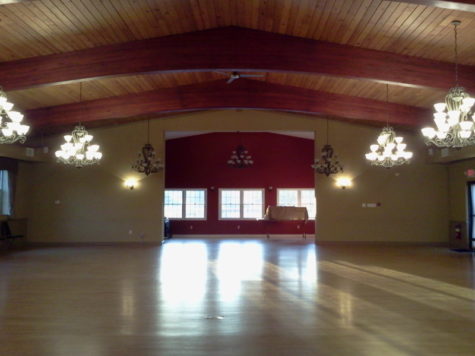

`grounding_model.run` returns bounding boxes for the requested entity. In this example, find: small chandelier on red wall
[227,144,254,168]
[227,132,254,169]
